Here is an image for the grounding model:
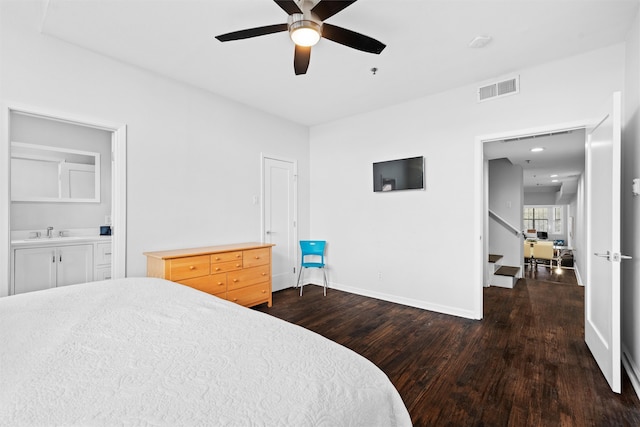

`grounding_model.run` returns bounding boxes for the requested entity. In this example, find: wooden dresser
[144,242,274,308]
